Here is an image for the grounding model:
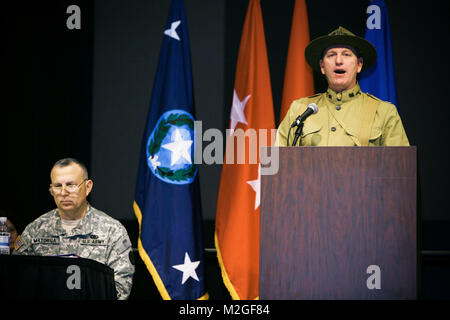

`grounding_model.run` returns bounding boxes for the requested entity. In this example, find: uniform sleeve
[12,224,35,255]
[107,225,135,300]
[381,103,410,146]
